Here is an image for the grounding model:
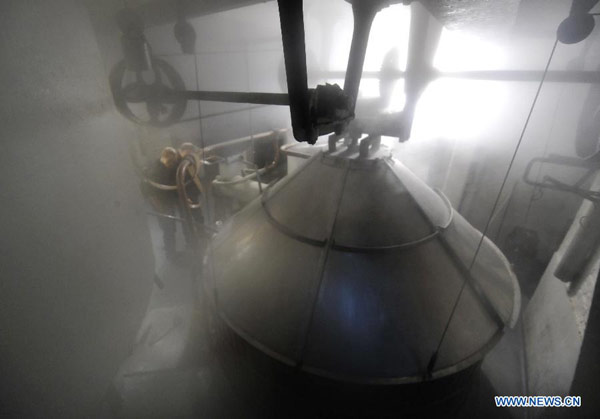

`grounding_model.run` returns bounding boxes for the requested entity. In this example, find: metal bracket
[523,153,600,202]
[358,135,381,158]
